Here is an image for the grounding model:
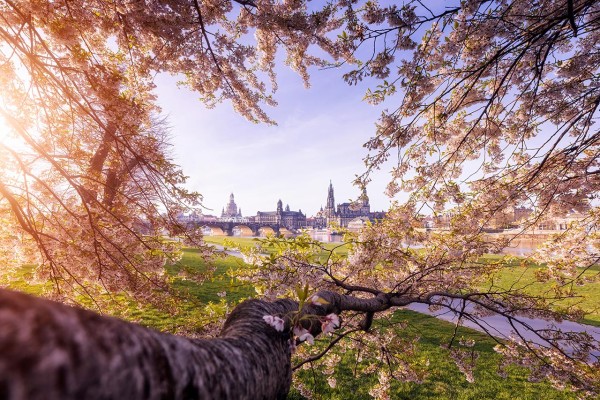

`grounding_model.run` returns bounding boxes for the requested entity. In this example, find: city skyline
[154,59,399,217]
[201,180,384,219]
